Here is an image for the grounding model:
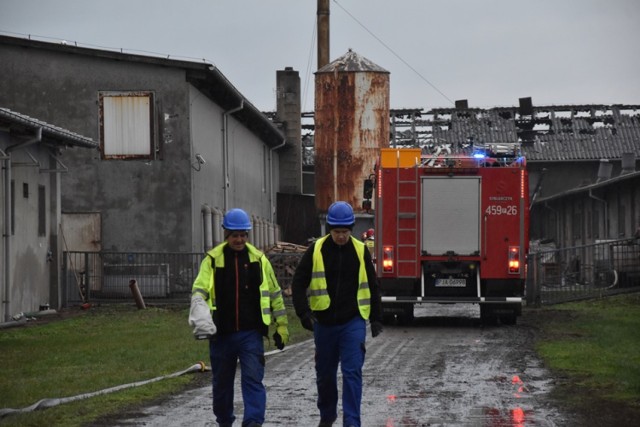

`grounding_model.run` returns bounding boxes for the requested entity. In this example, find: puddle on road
[380,371,563,426]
